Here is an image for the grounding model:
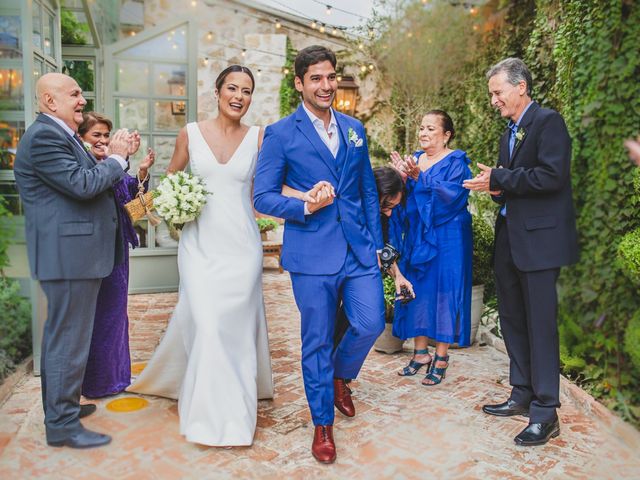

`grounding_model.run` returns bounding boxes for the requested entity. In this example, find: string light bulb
[470,7,478,15]
[368,64,374,71]
[337,75,342,82]
[283,67,290,75]
[206,31,213,40]
[275,19,282,29]
[368,27,374,38]
[257,69,262,77]
[203,57,209,66]
[241,48,247,57]
[191,0,196,6]
[331,27,338,35]
[360,65,367,73]
[311,20,317,29]
[358,42,364,50]
[326,5,332,15]
[319,24,326,33]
